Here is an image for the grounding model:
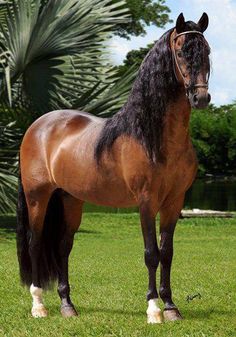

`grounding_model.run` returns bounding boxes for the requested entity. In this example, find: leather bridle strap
[173,30,204,40]
[172,30,209,91]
